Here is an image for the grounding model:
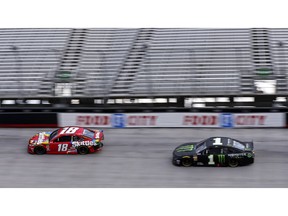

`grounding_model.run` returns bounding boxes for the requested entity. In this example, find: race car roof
[196,137,246,151]
[50,127,96,140]
[58,127,85,136]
